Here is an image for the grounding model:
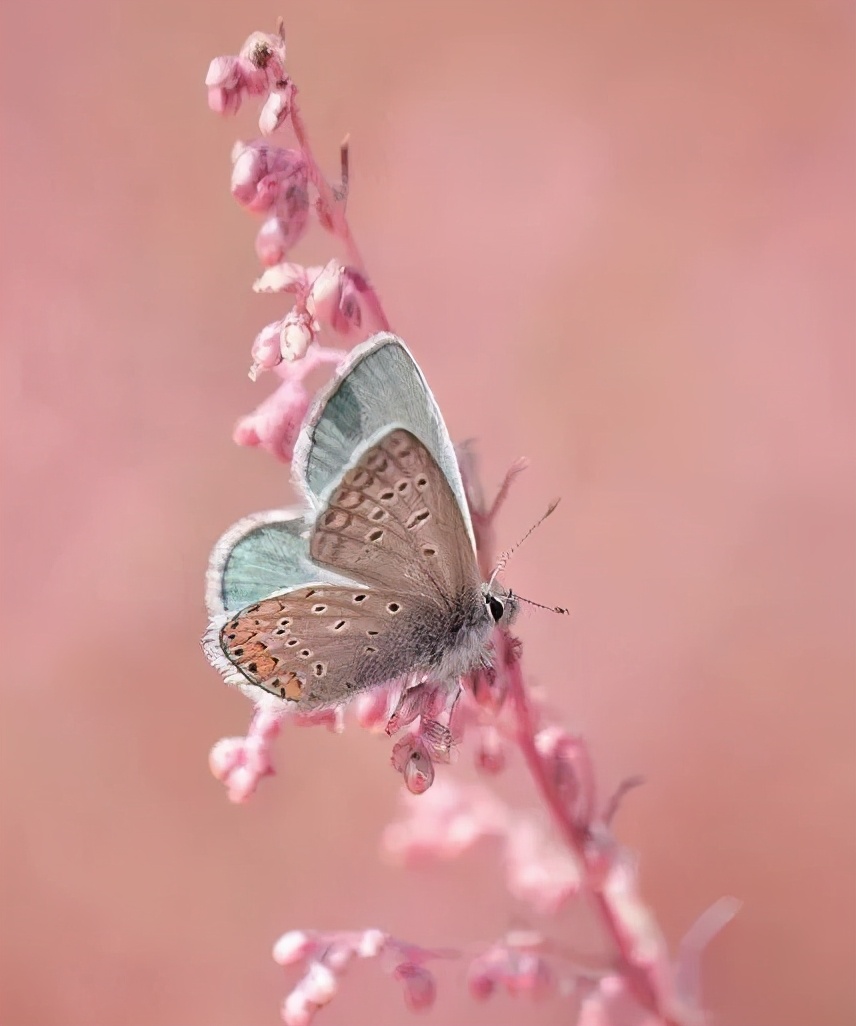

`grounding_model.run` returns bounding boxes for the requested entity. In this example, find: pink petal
[280,991,315,1026]
[394,964,437,1012]
[279,312,315,362]
[207,86,241,116]
[233,380,311,462]
[205,55,240,89]
[260,82,295,135]
[305,260,343,327]
[250,320,285,376]
[273,931,317,966]
[300,963,338,1005]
